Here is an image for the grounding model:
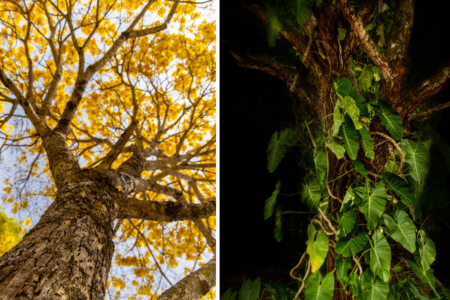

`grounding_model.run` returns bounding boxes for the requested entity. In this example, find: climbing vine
[264,77,448,300]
